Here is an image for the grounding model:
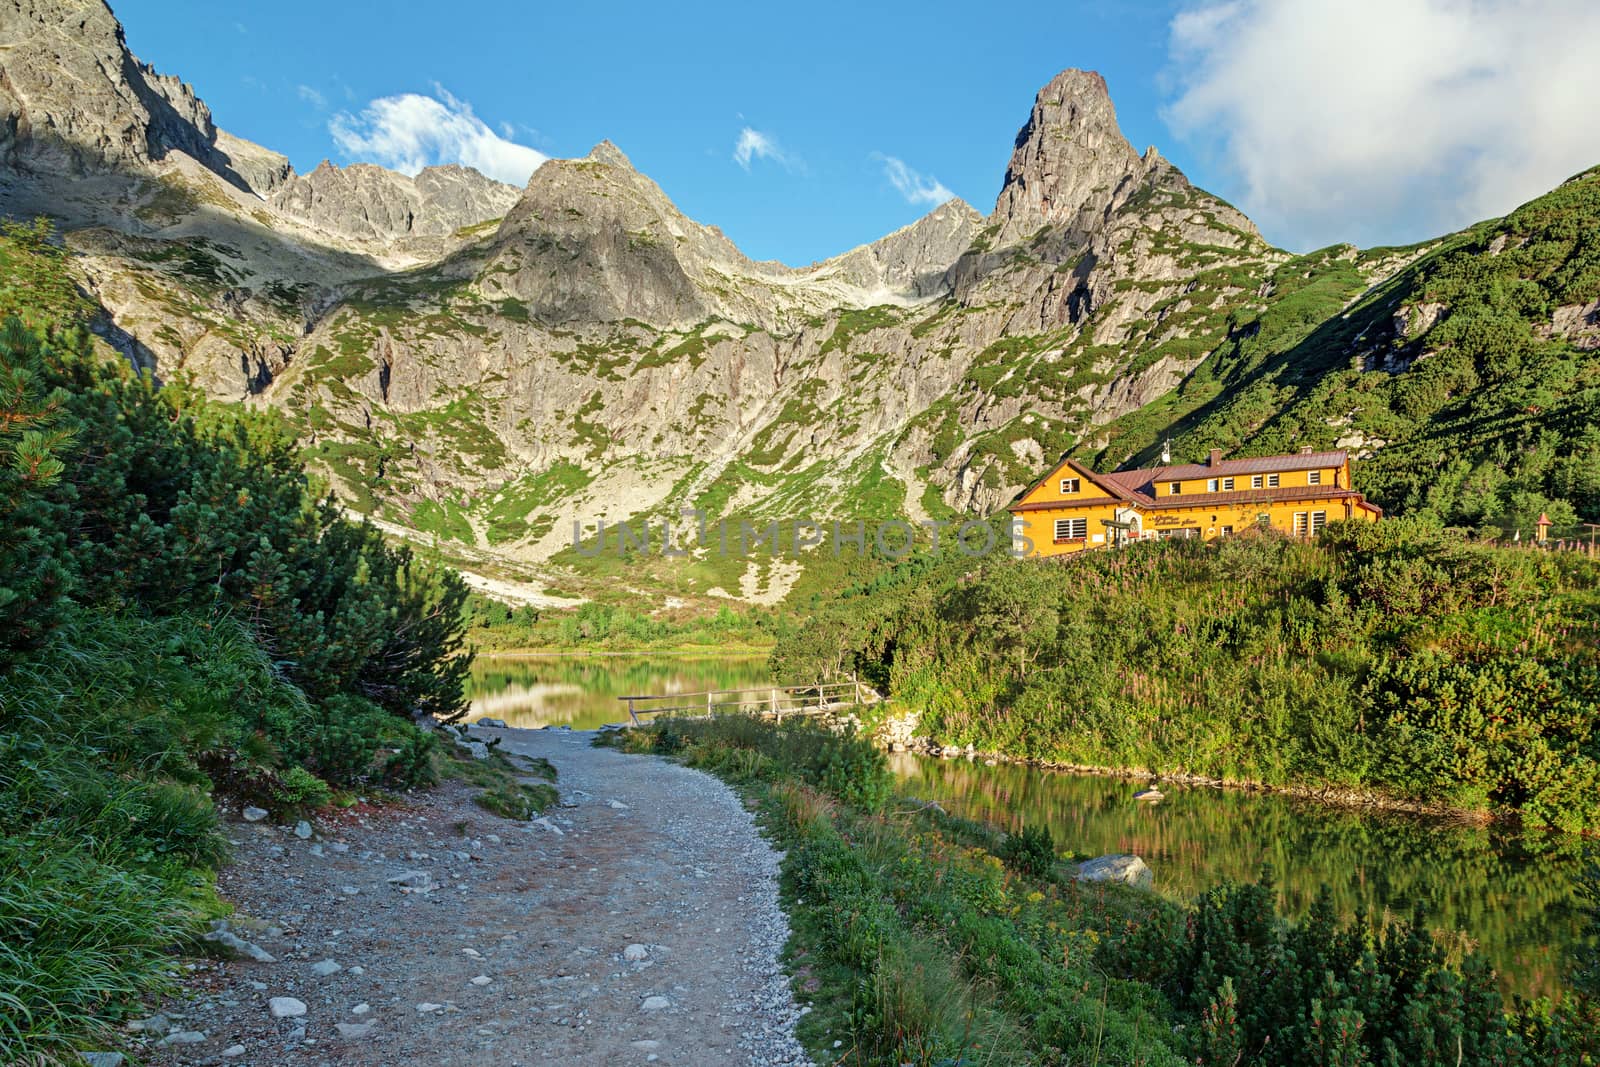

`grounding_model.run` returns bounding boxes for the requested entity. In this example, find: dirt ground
[134,727,809,1067]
